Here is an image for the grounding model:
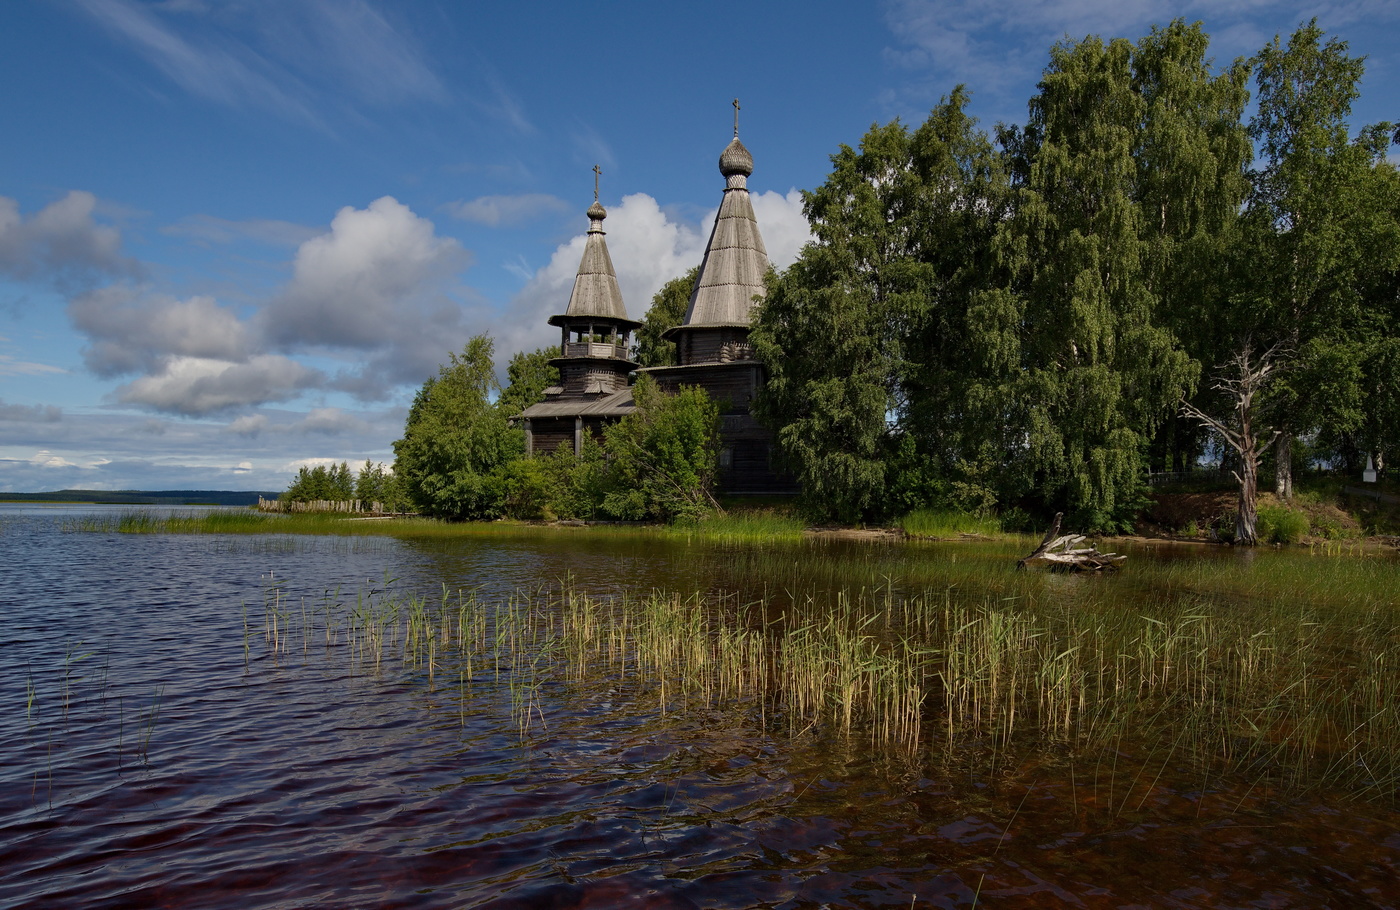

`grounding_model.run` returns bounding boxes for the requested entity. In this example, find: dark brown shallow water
[3,505,1400,908]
